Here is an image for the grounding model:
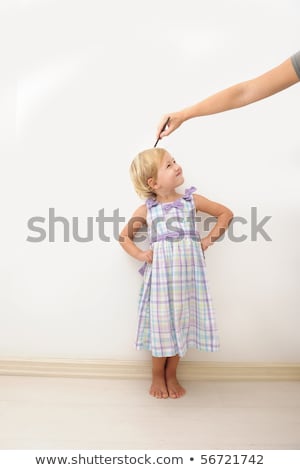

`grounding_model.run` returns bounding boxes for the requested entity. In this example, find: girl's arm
[157,56,299,139]
[119,204,152,262]
[193,194,234,250]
